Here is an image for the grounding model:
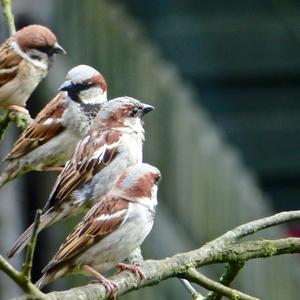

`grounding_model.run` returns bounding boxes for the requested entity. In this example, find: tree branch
[206,261,245,300]
[1,0,16,34]
[9,211,300,300]
[184,267,259,300]
[11,236,300,300]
